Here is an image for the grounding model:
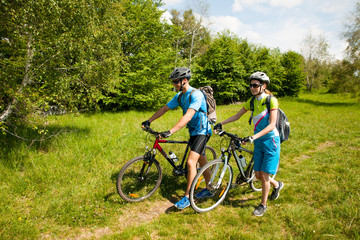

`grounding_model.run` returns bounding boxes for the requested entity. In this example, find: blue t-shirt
[167,87,212,136]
